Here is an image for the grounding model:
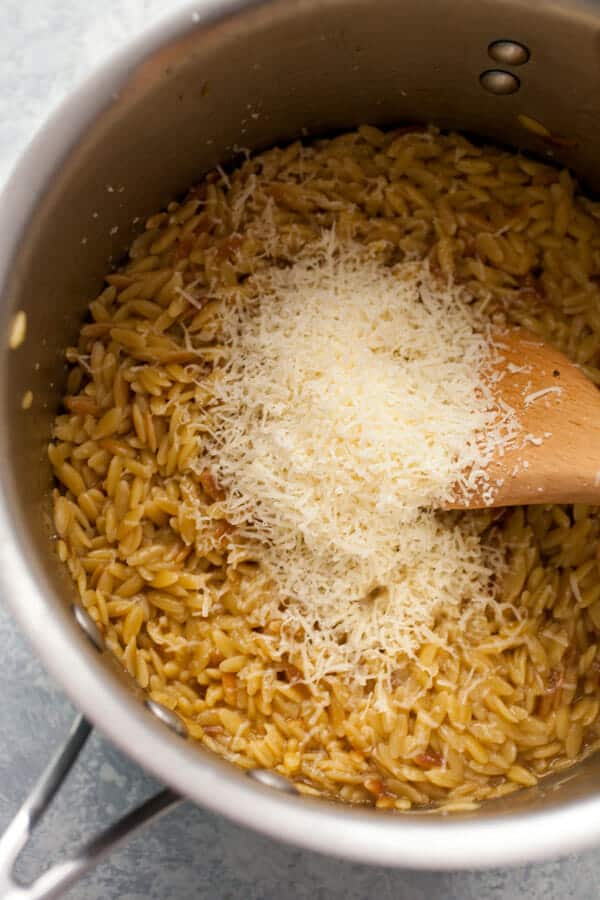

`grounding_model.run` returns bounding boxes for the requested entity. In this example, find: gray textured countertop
[1,2,599,897]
